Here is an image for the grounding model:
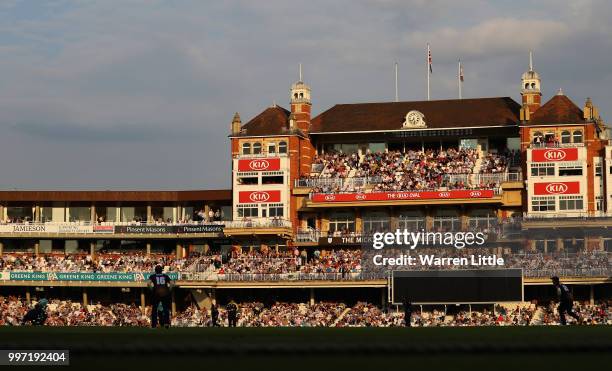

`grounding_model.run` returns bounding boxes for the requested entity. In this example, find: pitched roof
[310,97,520,133]
[528,94,584,125]
[235,105,301,137]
